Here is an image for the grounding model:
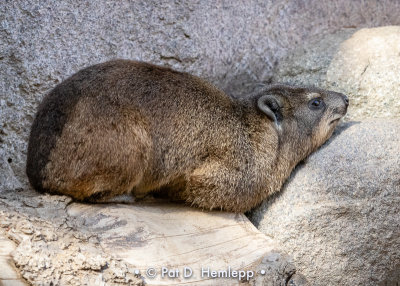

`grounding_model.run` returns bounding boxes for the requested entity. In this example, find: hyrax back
[27,59,348,212]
